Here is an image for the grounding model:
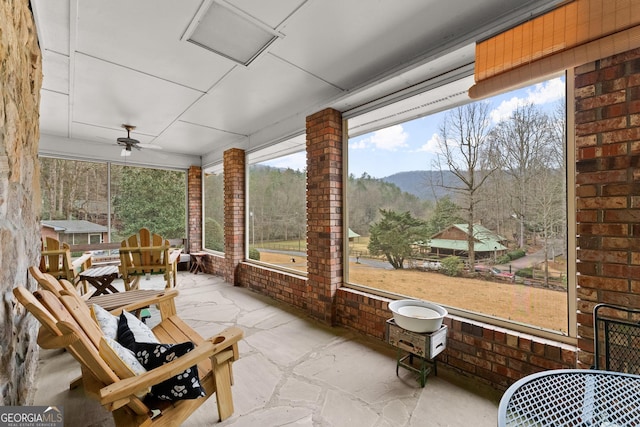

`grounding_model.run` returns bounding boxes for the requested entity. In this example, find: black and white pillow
[131,341,206,401]
[117,310,159,349]
[117,314,205,401]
